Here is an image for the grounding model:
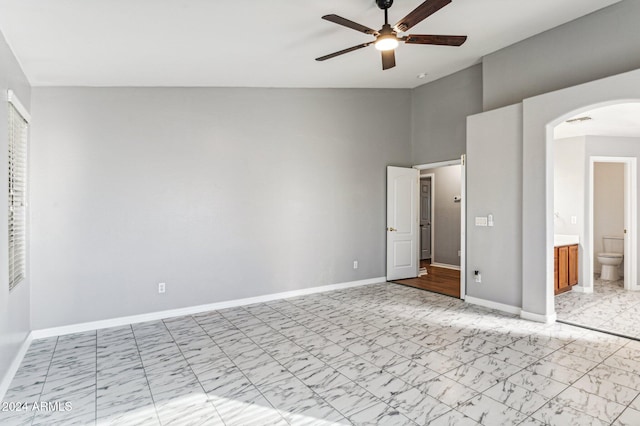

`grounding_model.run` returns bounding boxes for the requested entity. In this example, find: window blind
[8,100,28,290]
